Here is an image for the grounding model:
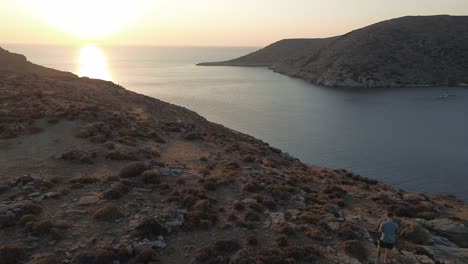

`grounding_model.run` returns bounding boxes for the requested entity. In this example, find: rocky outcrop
[0,47,75,78]
[200,15,468,88]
